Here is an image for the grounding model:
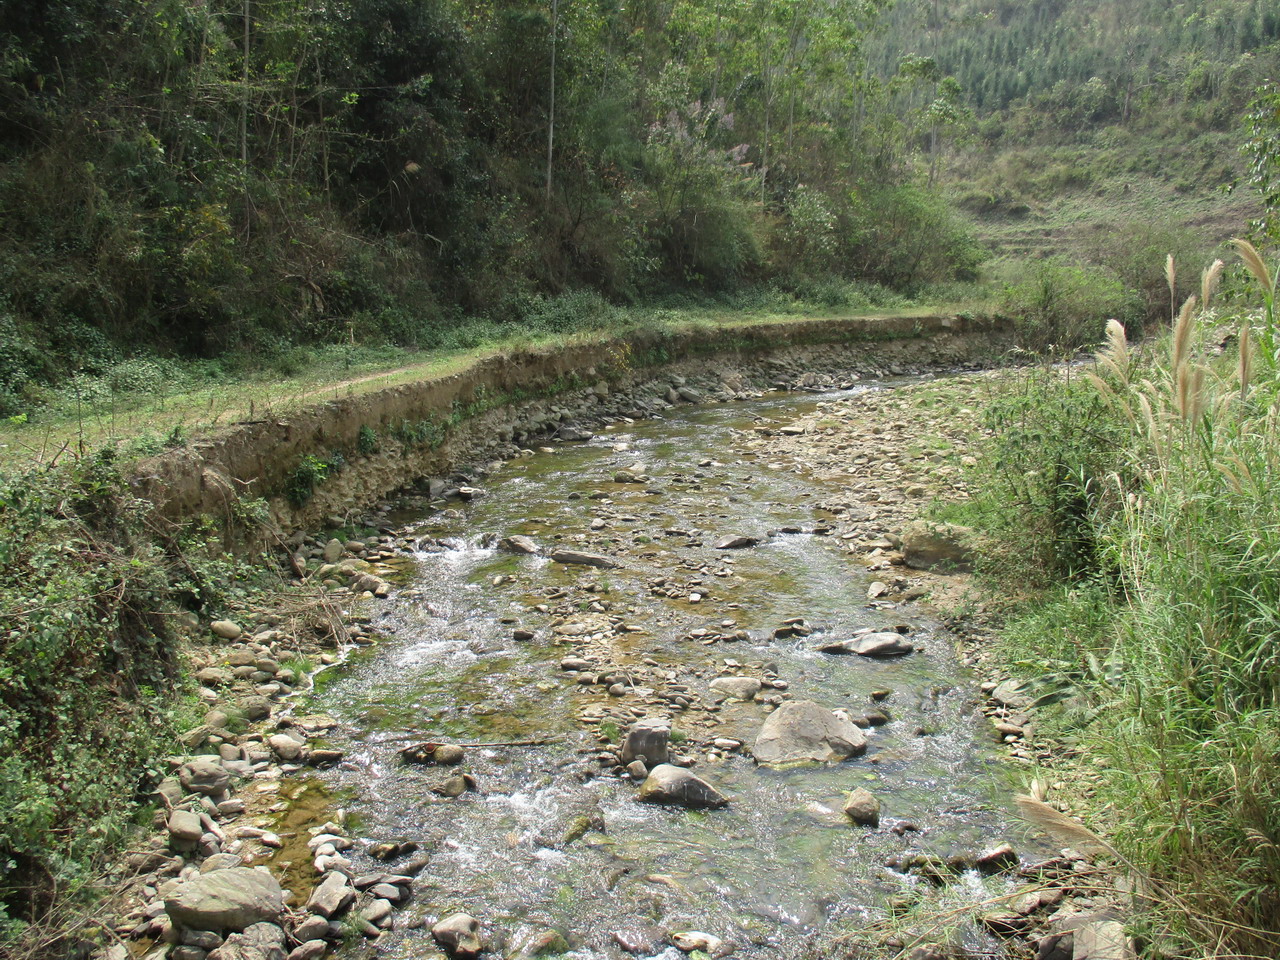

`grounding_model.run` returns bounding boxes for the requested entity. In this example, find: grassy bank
[0,290,956,473]
[949,242,1280,957]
